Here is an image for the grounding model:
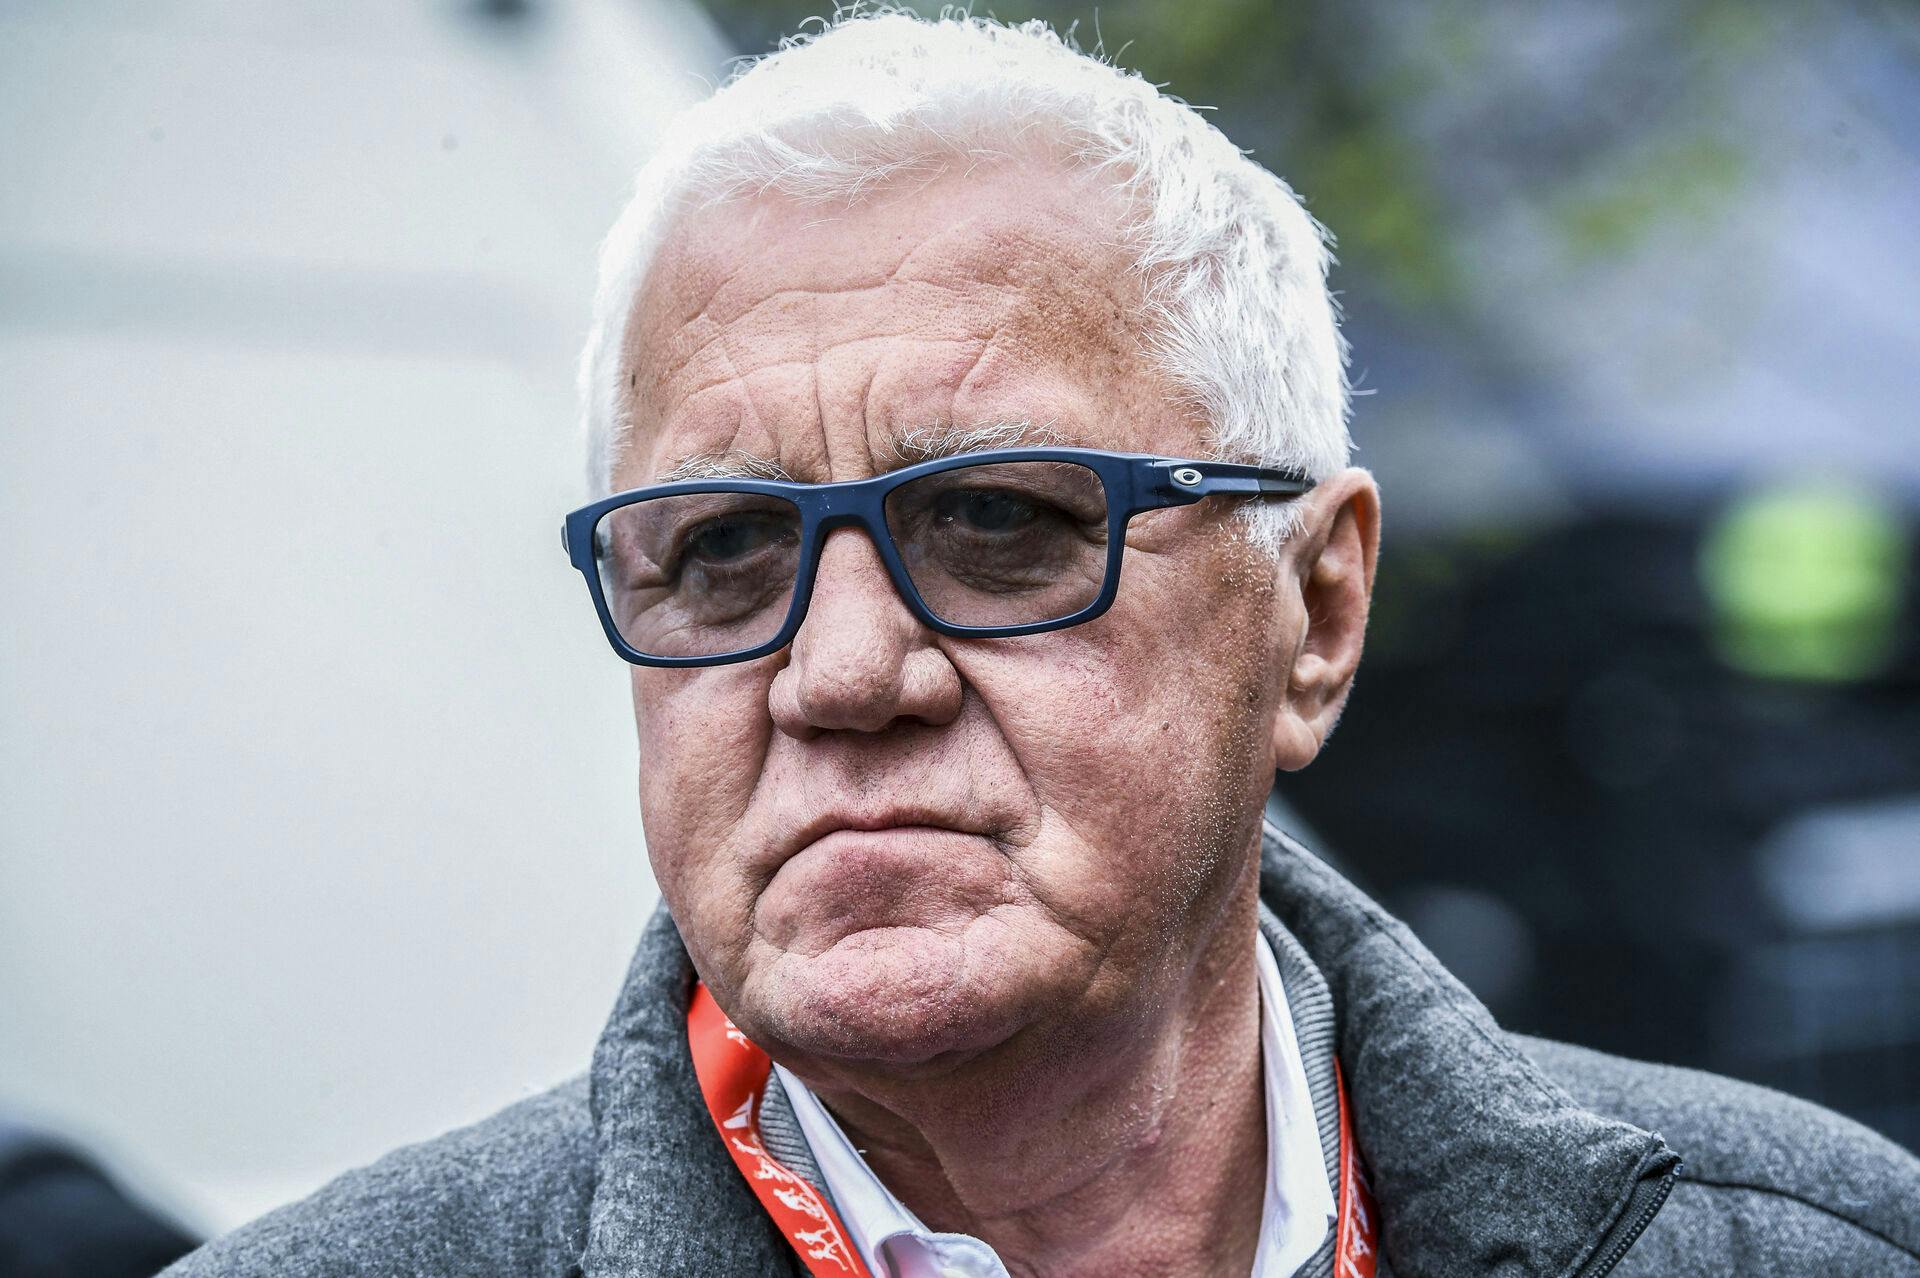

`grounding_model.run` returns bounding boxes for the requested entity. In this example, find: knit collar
[1256,825,1680,1277]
